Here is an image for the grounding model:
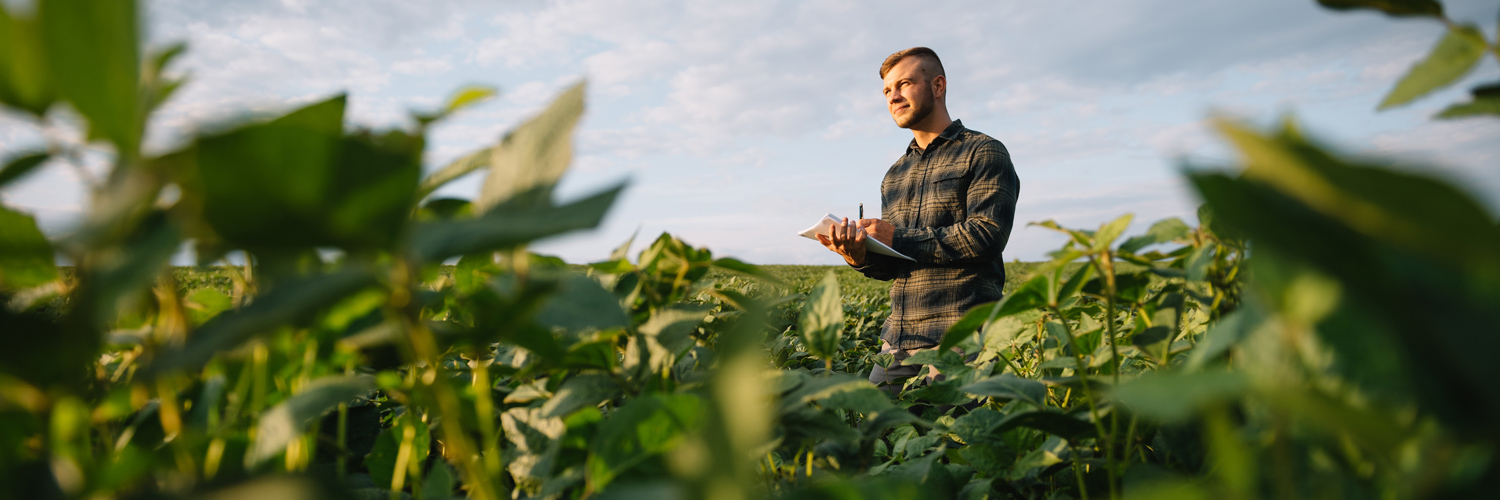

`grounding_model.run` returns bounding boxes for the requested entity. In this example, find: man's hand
[859,218,894,247]
[817,217,867,266]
